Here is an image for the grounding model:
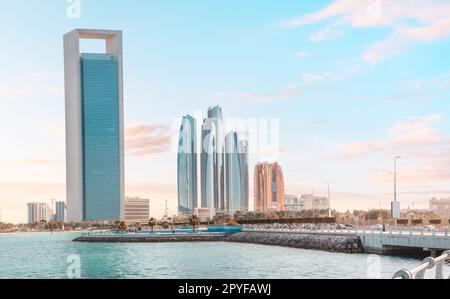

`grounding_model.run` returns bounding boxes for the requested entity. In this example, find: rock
[226,232,363,254]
